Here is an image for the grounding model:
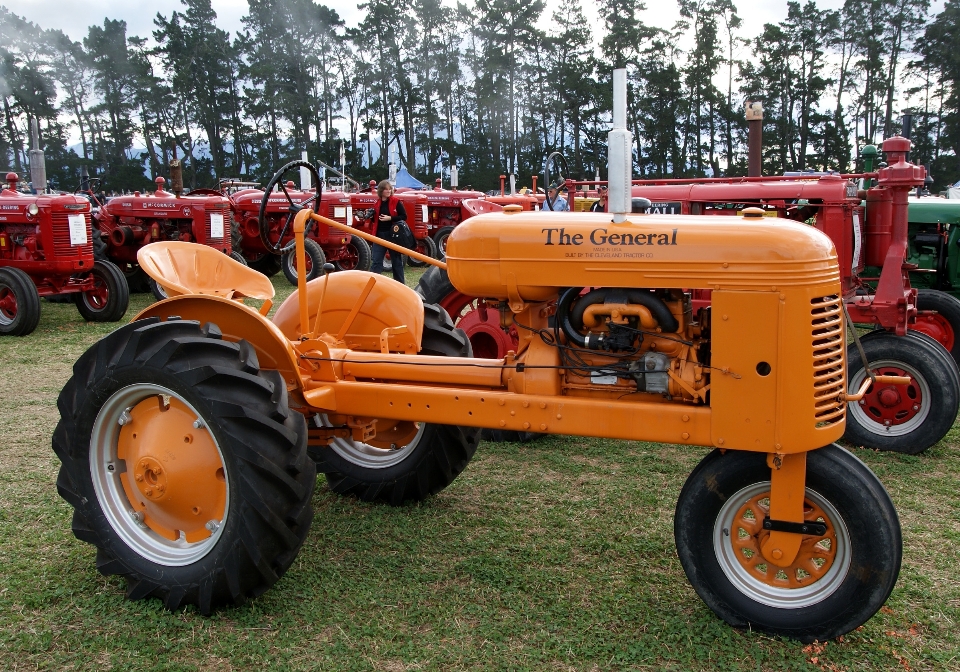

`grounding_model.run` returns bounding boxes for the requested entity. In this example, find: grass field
[1,270,959,671]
